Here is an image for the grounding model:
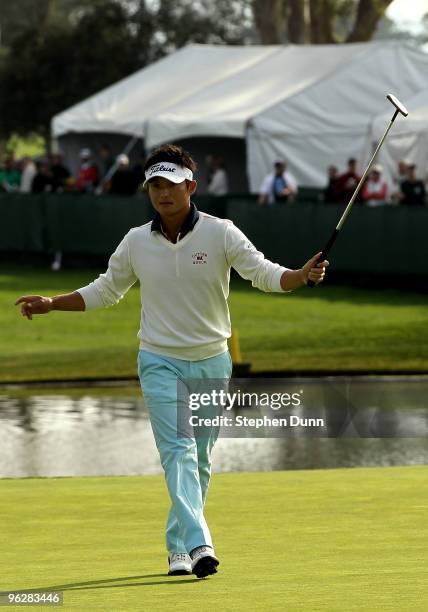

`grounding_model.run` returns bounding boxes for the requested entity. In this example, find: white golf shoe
[190,546,219,578]
[167,552,192,576]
